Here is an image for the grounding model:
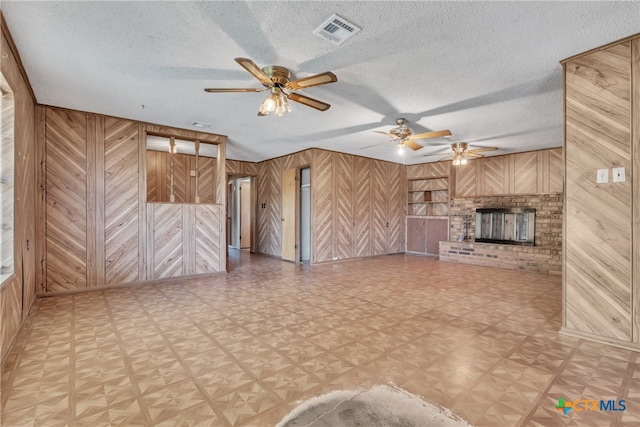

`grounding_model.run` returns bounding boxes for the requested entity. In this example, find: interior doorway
[227,175,255,252]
